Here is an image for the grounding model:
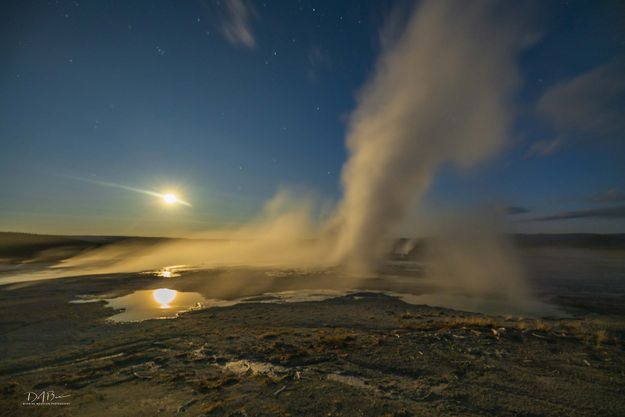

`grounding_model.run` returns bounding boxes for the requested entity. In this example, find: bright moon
[163,193,178,204]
